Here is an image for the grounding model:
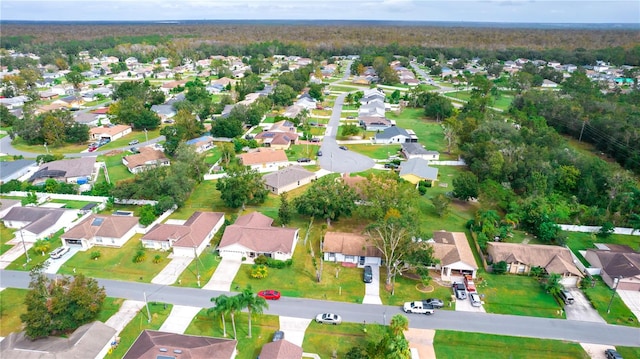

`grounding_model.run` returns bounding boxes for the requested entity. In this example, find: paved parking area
[362,265,382,305]
[151,256,193,285]
[564,288,605,323]
[279,316,311,347]
[202,257,242,291]
[618,290,640,322]
[454,293,486,312]
[159,305,202,334]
